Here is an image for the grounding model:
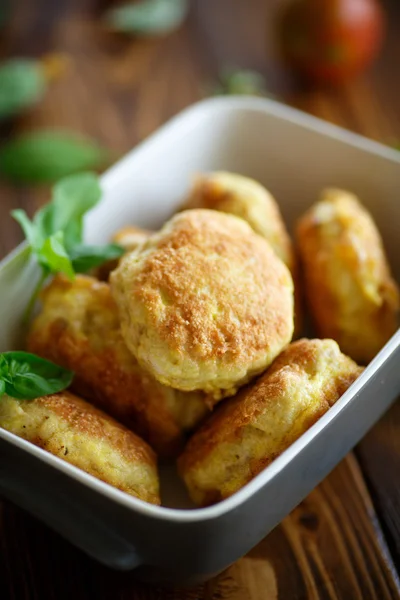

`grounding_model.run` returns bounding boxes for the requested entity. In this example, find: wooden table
[1,1,399,598]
